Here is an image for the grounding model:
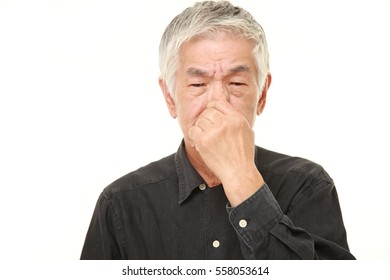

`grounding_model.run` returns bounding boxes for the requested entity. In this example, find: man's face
[161,34,268,145]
